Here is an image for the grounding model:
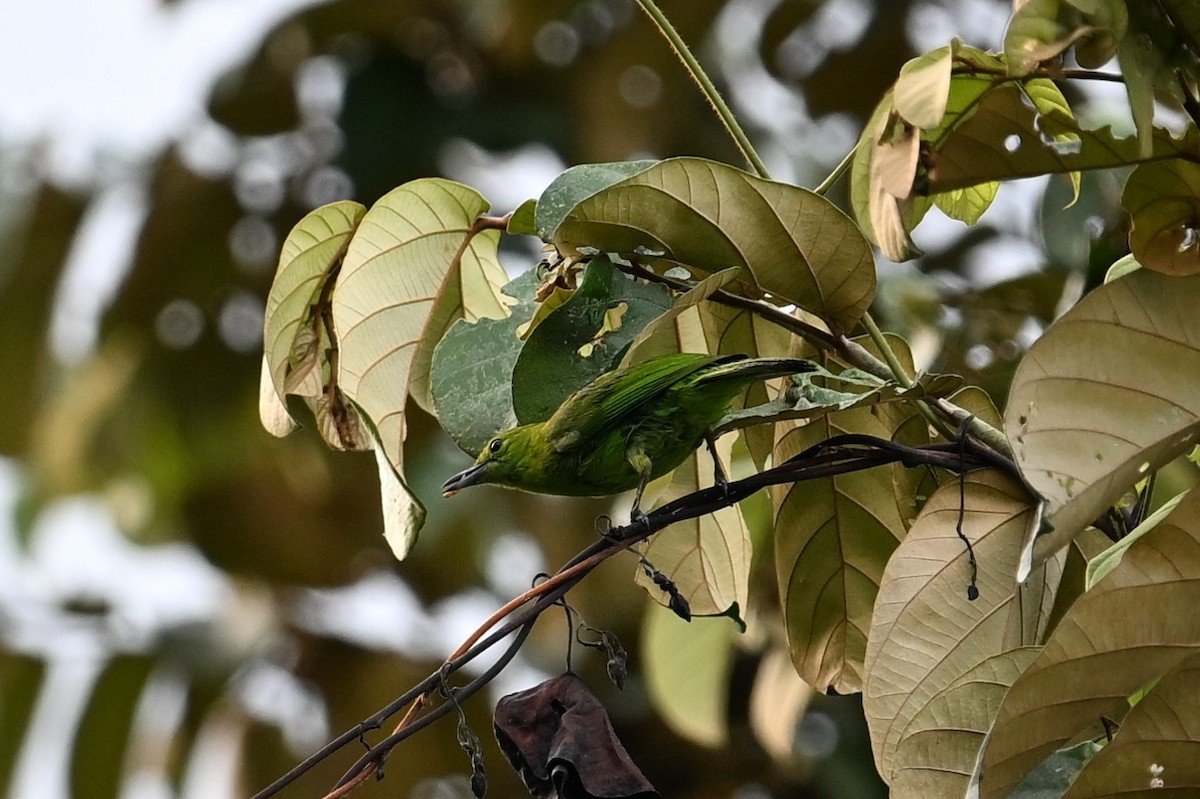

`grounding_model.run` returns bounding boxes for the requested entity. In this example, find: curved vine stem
[633,0,769,177]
